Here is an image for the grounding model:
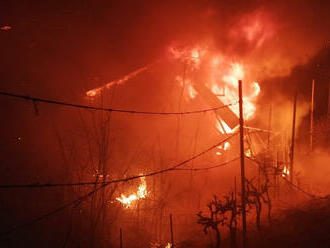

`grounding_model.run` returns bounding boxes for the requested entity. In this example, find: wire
[280,176,323,199]
[0,133,238,189]
[0,183,106,236]
[0,91,237,115]
[0,134,238,236]
[245,156,323,199]
[175,157,240,171]
[243,126,278,134]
